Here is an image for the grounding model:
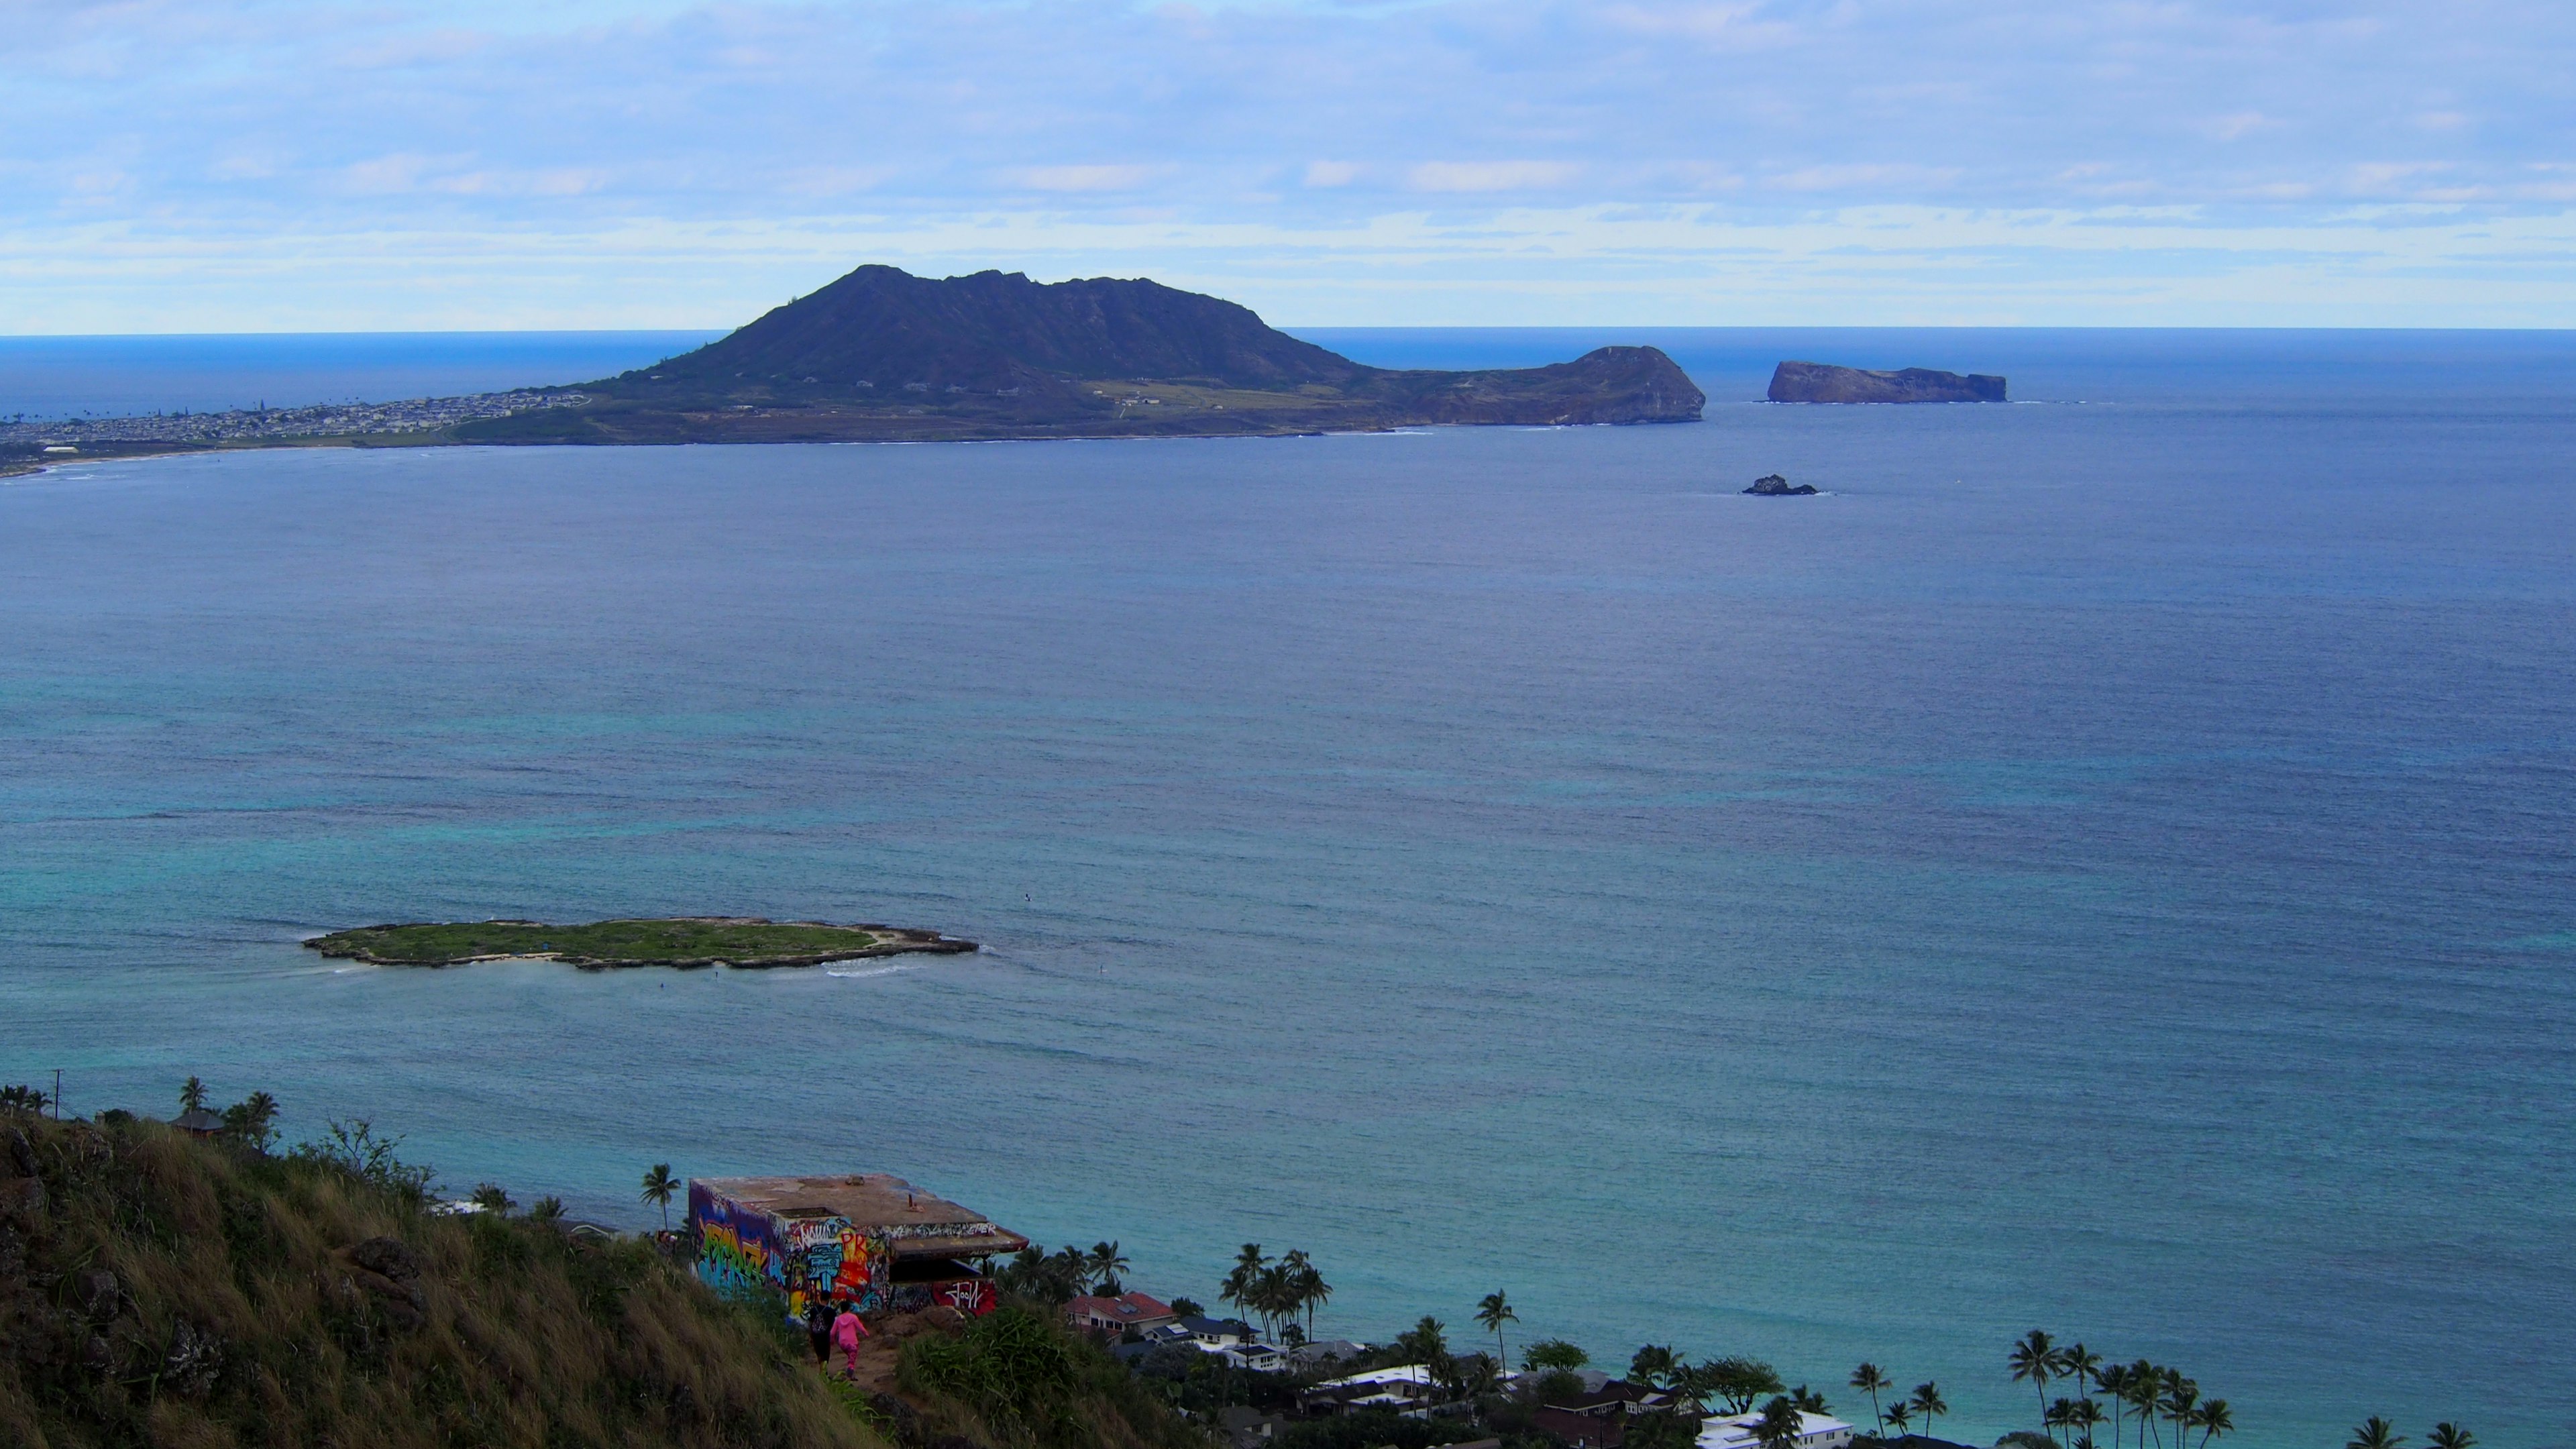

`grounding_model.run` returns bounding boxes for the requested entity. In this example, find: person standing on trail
[804,1296,835,1366]
[832,1301,869,1377]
